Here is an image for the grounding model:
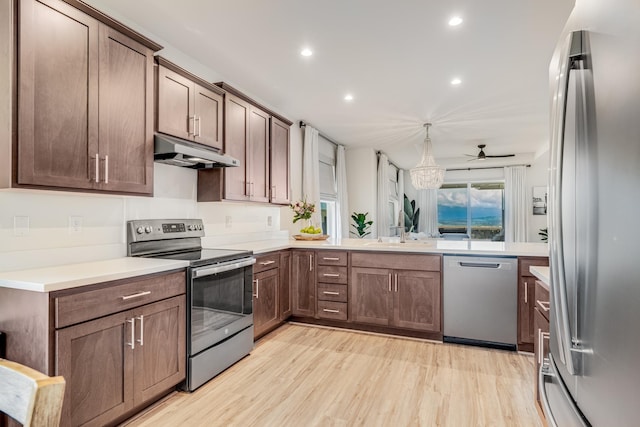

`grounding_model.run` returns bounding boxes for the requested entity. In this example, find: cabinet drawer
[317,301,347,321]
[317,284,347,303]
[351,252,441,272]
[55,271,186,329]
[254,253,280,273]
[317,251,347,266]
[317,266,348,284]
[518,257,549,277]
[535,280,550,321]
